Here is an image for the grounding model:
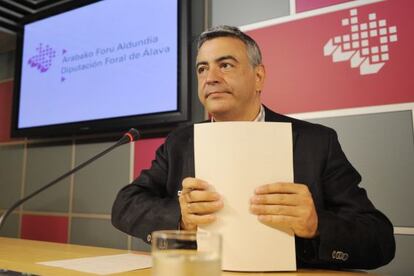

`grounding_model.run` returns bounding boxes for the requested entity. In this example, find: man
[112,25,395,269]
